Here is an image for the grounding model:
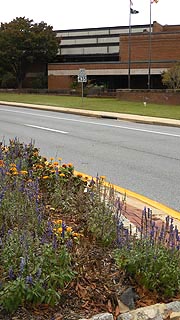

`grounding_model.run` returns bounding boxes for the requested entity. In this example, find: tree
[0,17,60,88]
[161,63,180,90]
